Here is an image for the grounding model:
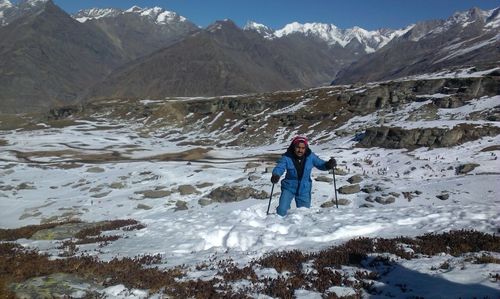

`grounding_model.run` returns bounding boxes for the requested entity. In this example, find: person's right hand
[326,158,337,169]
[271,174,280,184]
